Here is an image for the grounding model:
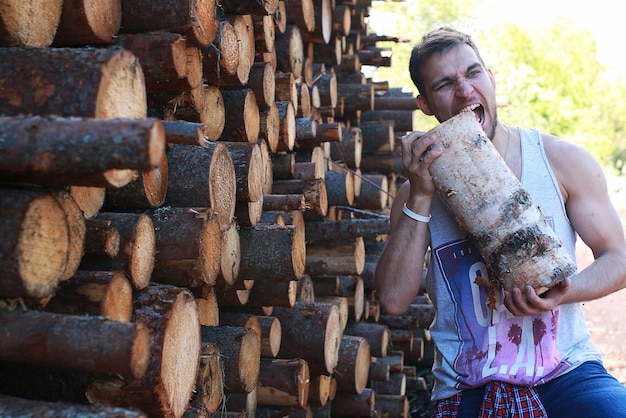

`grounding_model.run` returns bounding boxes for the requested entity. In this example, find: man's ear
[416,95,433,116]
